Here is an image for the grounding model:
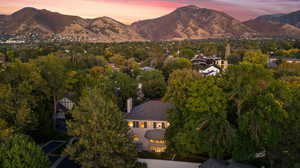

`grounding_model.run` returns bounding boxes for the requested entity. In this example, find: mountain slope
[255,10,300,28]
[255,14,285,21]
[244,20,300,38]
[0,7,145,42]
[131,5,256,41]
